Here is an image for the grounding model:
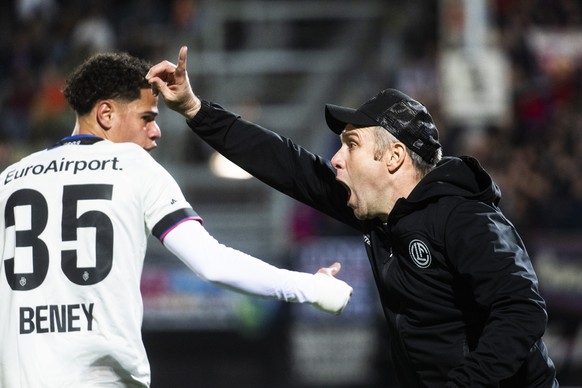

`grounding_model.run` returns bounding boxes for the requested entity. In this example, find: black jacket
[187,100,558,387]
